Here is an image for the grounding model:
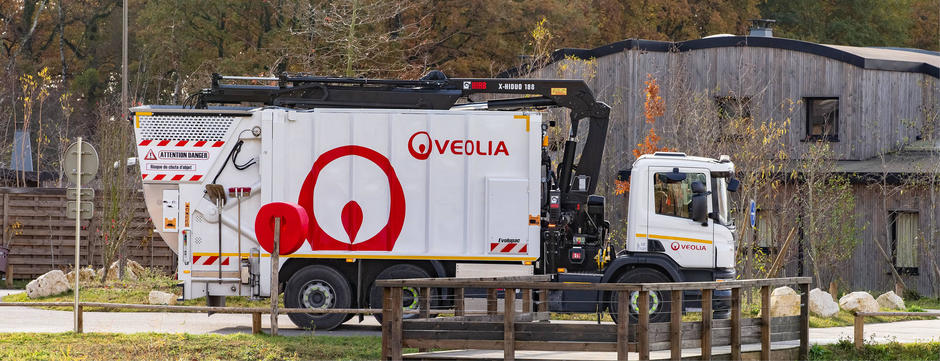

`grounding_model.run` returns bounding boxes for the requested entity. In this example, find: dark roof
[500,36,939,78]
